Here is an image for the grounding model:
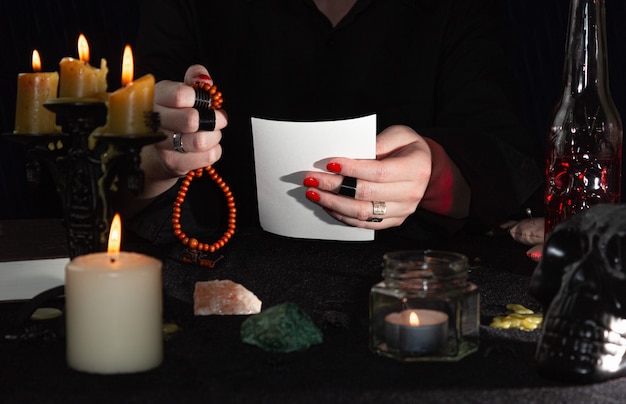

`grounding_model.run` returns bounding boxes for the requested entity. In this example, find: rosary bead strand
[172,167,236,265]
[172,82,233,267]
